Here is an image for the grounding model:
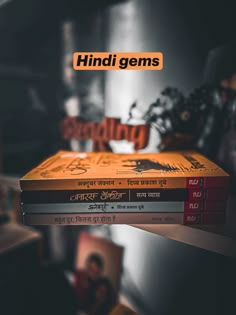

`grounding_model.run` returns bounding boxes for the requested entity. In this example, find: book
[75,232,124,301]
[21,200,226,214]
[21,187,229,203]
[22,211,225,225]
[20,150,229,191]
